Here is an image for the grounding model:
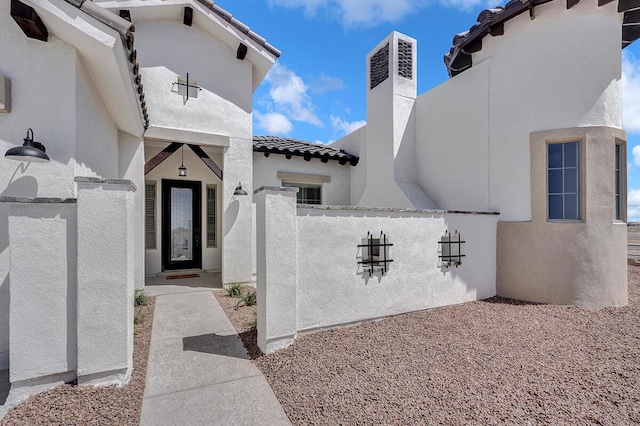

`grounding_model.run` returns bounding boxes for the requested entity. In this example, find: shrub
[225,280,244,298]
[235,288,257,309]
[134,289,148,307]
